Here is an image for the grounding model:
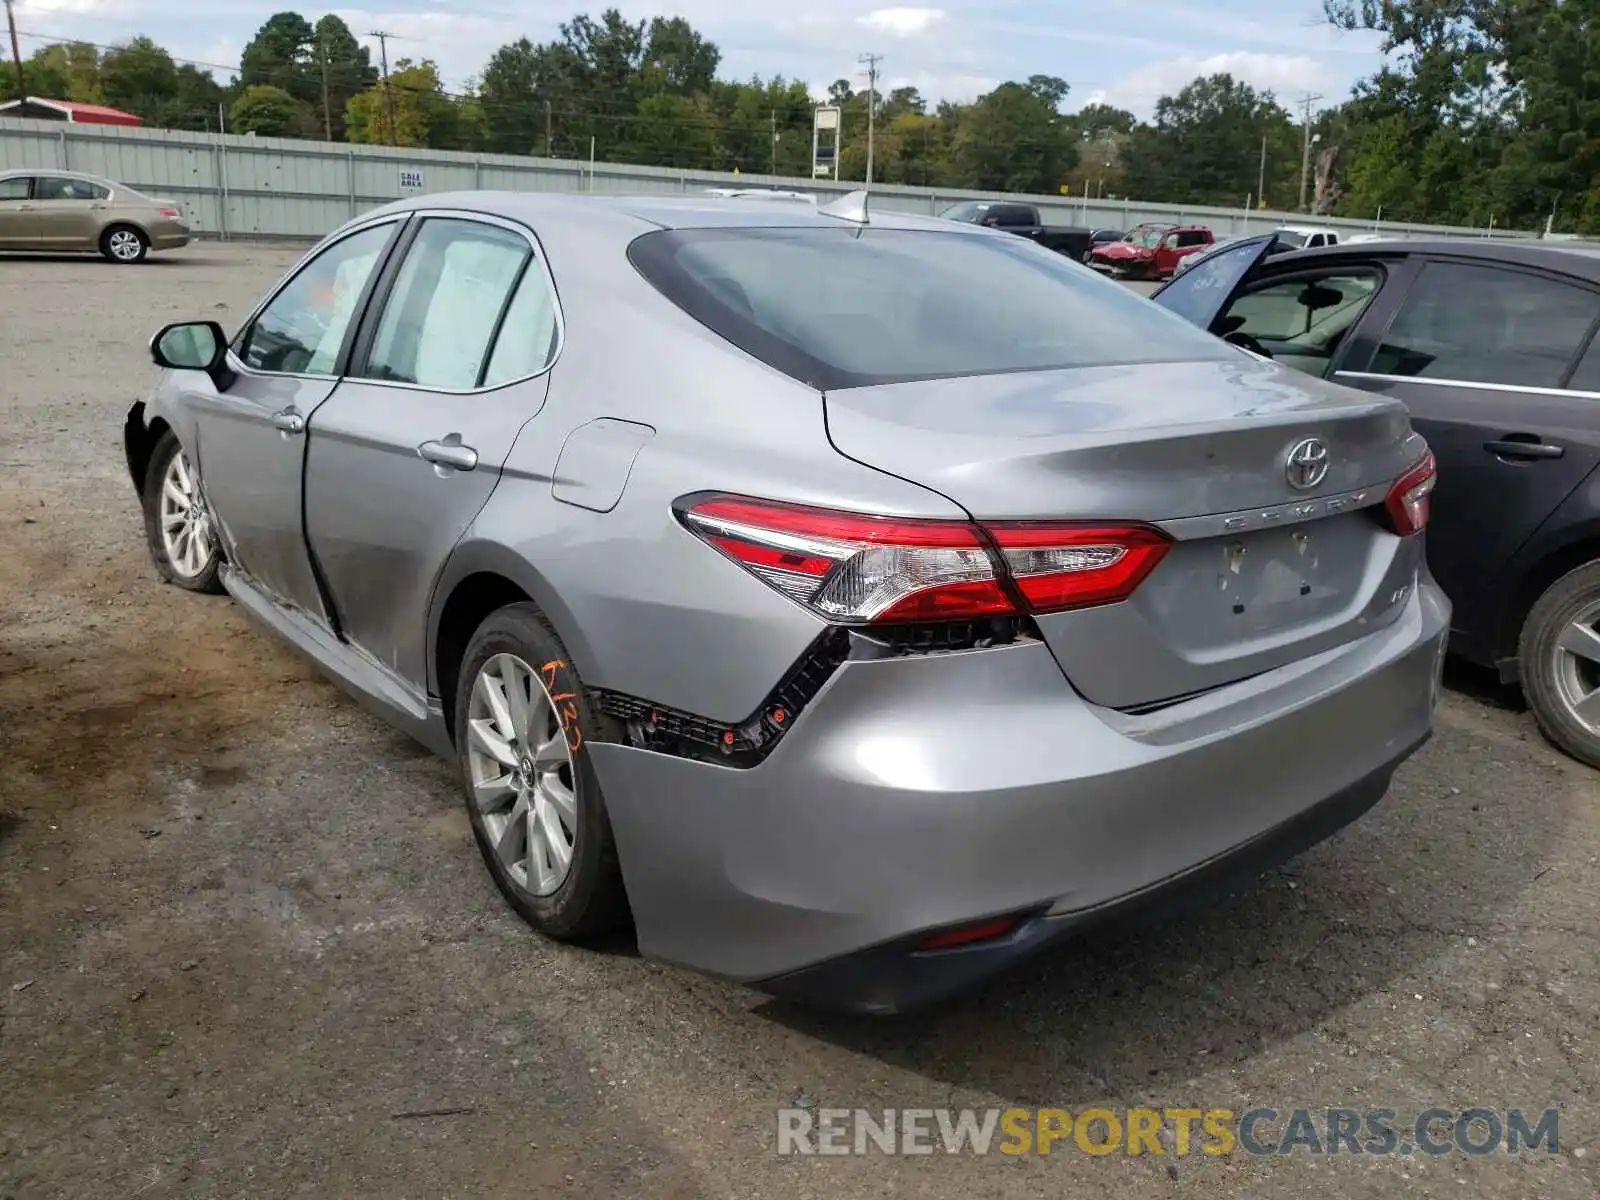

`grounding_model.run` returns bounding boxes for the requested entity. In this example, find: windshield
[1127,226,1169,248]
[938,202,986,223]
[1274,230,1309,248]
[629,226,1231,390]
